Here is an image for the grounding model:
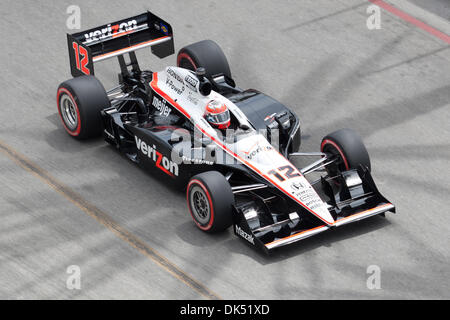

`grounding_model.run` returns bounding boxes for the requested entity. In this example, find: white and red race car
[57,11,395,253]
